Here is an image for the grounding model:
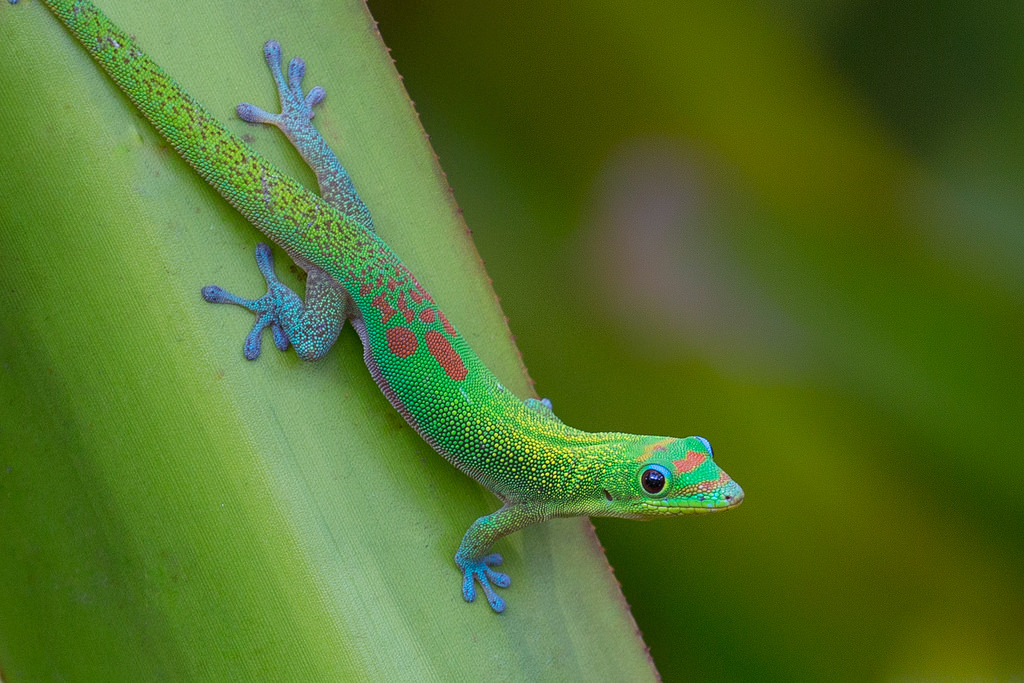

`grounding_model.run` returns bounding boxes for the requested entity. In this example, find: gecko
[15,0,743,613]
